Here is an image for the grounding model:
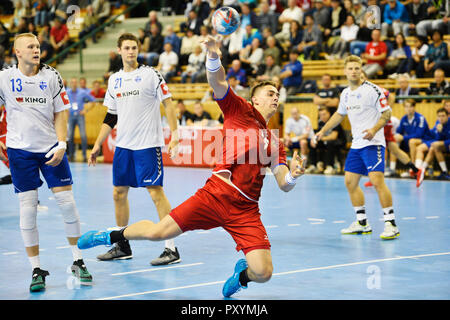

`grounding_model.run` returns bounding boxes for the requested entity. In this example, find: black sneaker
[150,247,181,266]
[96,240,132,261]
[0,174,12,185]
[30,268,50,292]
[71,259,93,285]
